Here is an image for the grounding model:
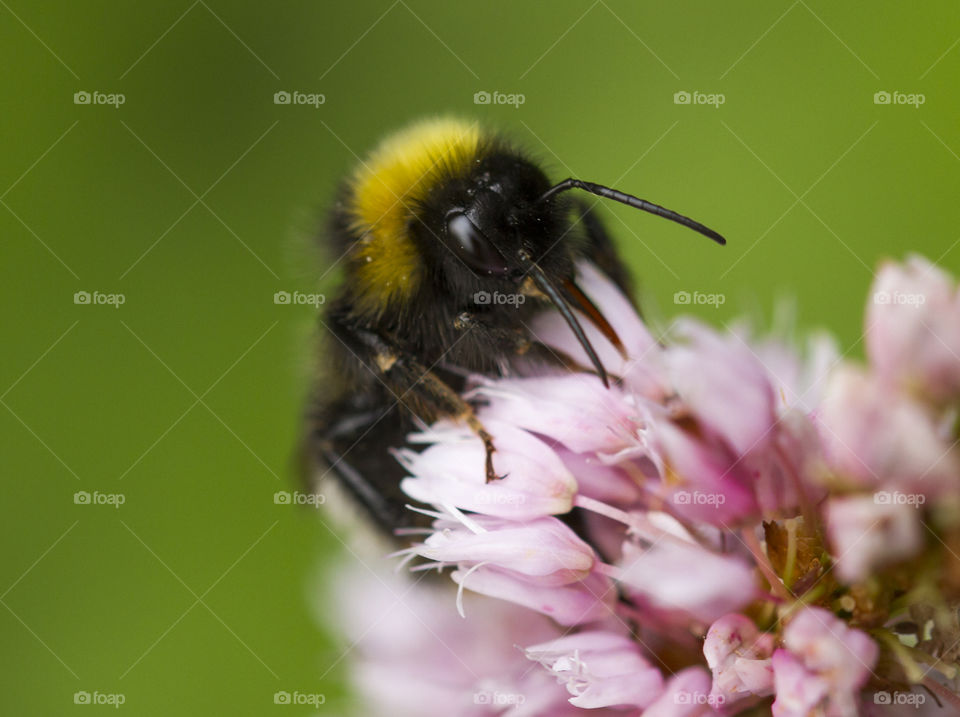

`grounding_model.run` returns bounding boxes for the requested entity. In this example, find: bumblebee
[303,118,724,536]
